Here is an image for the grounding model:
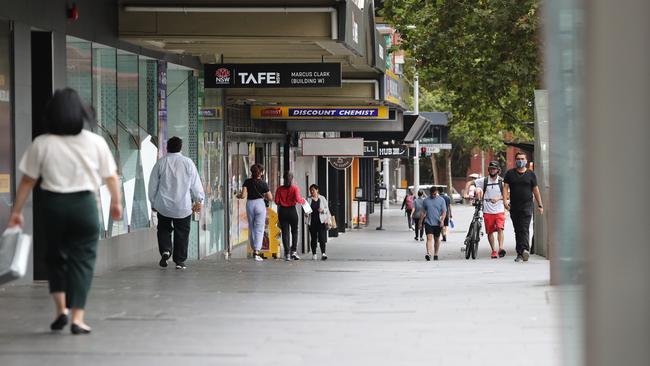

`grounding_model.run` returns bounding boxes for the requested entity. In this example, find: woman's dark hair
[309,184,319,192]
[250,164,264,179]
[44,88,89,135]
[283,171,294,187]
[167,136,183,153]
[418,190,424,197]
